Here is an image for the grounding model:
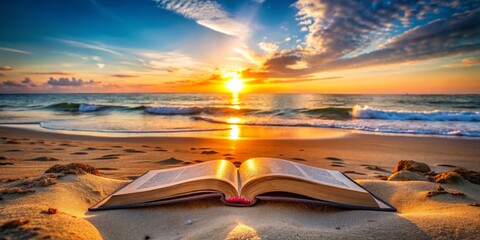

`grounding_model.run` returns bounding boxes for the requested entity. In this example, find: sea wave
[192,116,480,137]
[45,102,143,112]
[352,105,480,121]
